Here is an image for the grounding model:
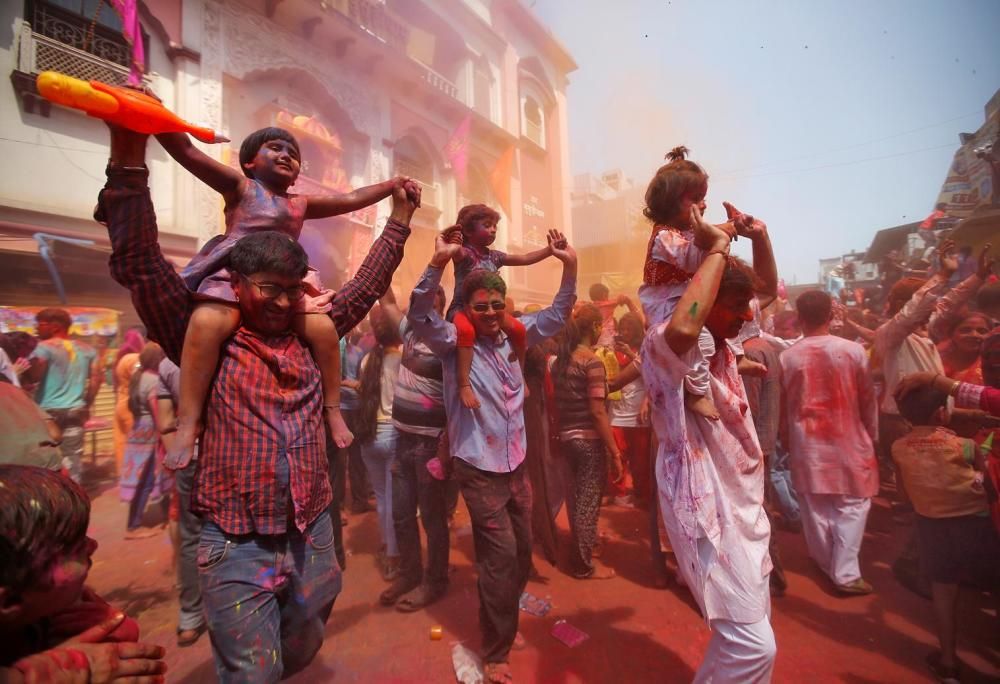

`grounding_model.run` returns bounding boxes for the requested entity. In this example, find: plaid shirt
[99,167,409,534]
